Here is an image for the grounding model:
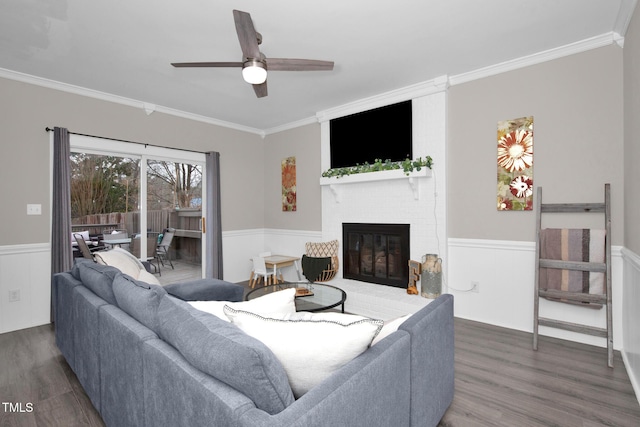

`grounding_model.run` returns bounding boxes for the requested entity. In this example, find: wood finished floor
[1,299,638,426]
[440,320,640,427]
